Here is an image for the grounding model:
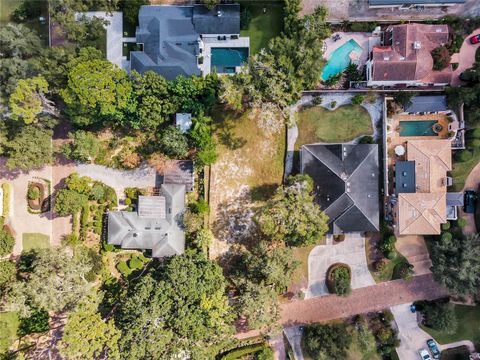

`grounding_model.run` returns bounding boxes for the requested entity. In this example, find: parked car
[464,190,478,213]
[427,339,440,360]
[420,349,432,360]
[469,34,480,44]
